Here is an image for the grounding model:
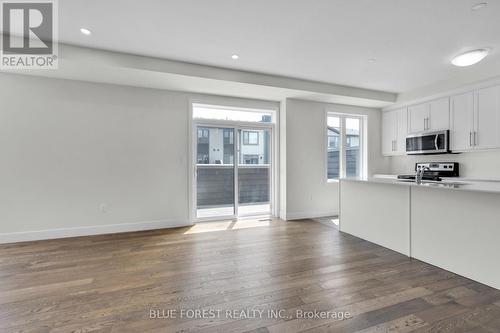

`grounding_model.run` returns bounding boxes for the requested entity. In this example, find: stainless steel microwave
[406,130,449,155]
